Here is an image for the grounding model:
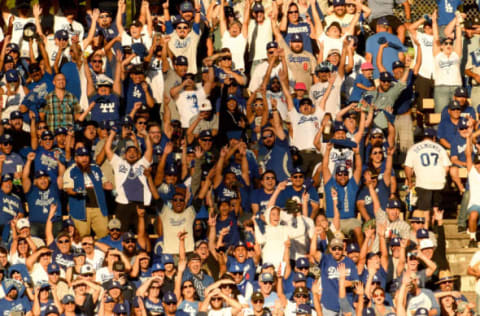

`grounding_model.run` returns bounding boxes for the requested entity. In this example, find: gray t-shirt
[367,0,406,20]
